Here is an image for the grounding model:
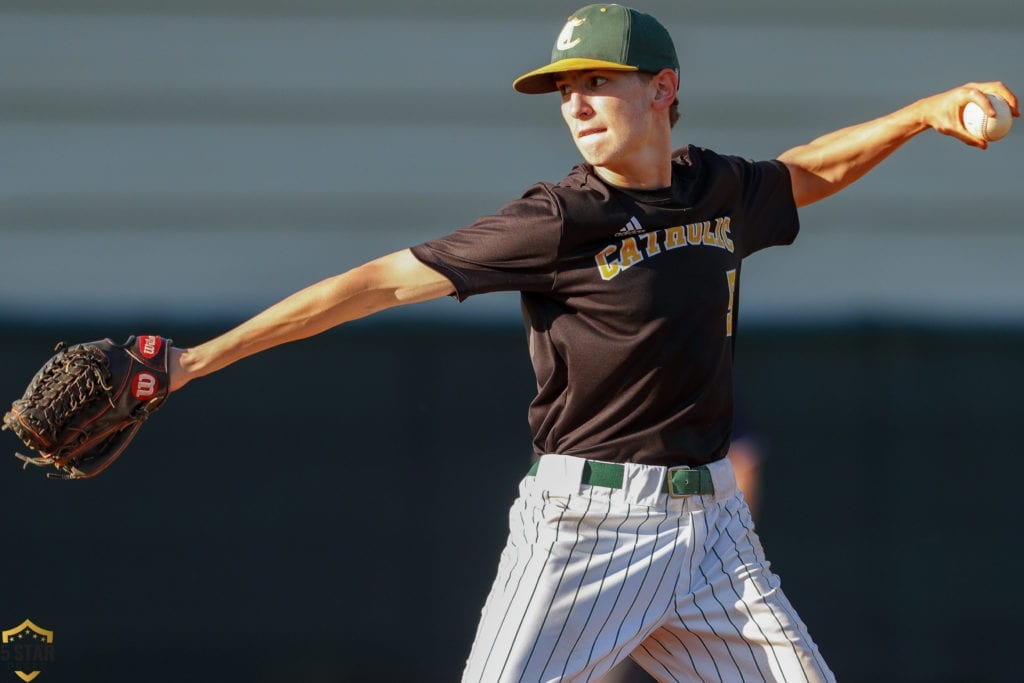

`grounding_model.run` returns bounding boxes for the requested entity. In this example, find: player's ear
[650,68,679,112]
